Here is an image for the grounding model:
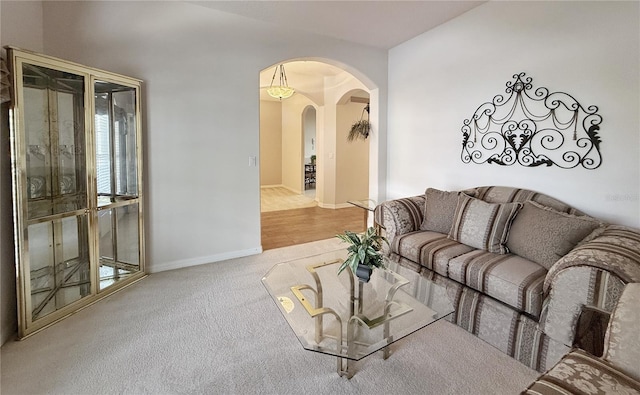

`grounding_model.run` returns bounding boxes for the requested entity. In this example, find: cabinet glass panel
[98,204,140,290]
[95,81,138,207]
[28,215,91,321]
[22,63,87,219]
